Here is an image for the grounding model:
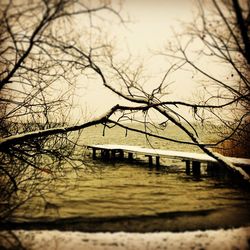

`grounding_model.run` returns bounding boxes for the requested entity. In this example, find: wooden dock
[86,144,250,175]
